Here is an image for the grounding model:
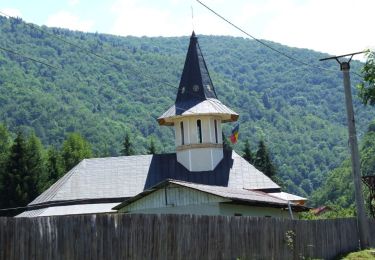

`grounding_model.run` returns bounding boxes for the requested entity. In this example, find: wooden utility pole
[320,51,369,249]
